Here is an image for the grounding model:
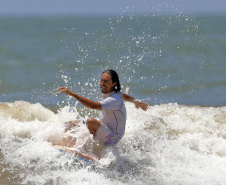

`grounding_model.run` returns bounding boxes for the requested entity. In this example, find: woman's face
[100,73,117,94]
